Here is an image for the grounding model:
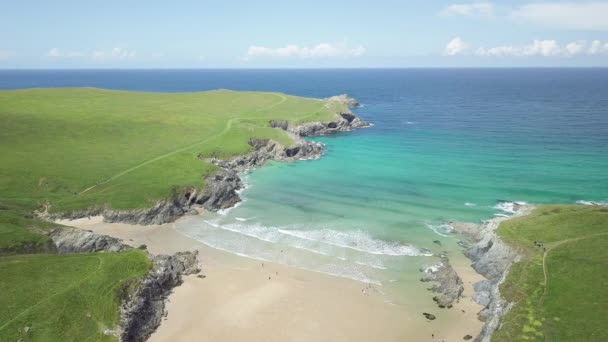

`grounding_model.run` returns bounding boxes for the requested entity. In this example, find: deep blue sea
[2,69,608,286]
